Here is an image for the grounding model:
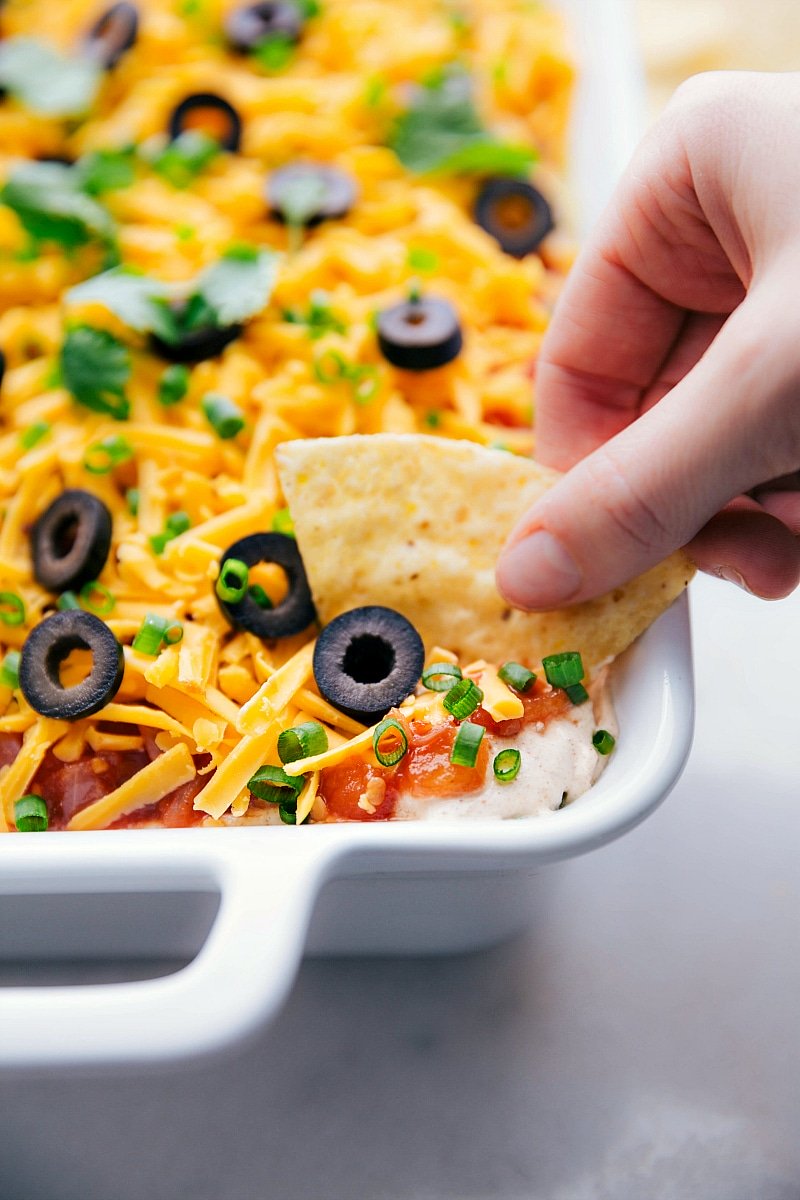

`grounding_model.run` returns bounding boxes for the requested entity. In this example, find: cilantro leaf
[146,131,220,189]
[0,36,101,116]
[60,326,131,420]
[388,68,536,177]
[0,162,117,250]
[75,147,137,197]
[65,246,279,342]
[196,245,280,326]
[66,268,173,338]
[251,35,296,72]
